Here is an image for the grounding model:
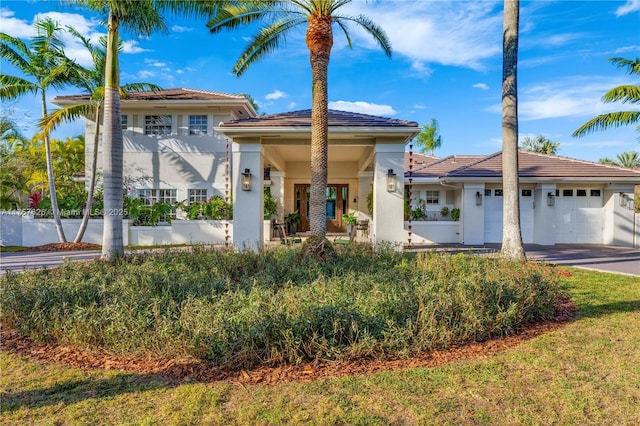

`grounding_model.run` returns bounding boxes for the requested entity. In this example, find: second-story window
[189,115,208,135]
[145,115,172,135]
